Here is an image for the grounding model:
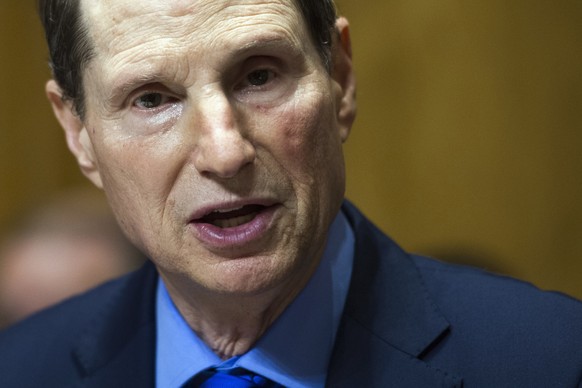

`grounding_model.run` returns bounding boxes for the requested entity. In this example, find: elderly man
[1,0,581,386]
